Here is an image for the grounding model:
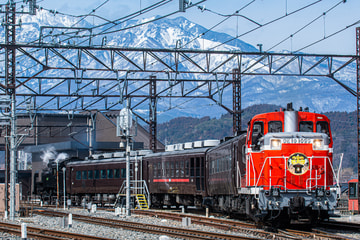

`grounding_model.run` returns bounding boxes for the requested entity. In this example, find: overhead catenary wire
[181,0,257,49]
[3,0,358,115]
[266,0,345,52]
